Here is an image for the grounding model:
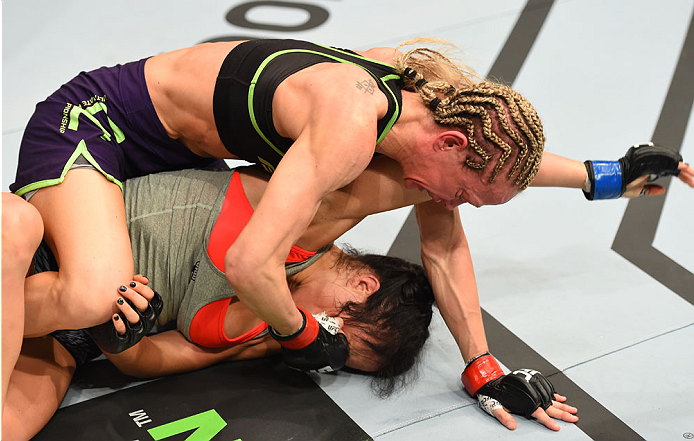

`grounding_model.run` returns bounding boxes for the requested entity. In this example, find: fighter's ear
[436,130,468,152]
[348,274,380,295]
